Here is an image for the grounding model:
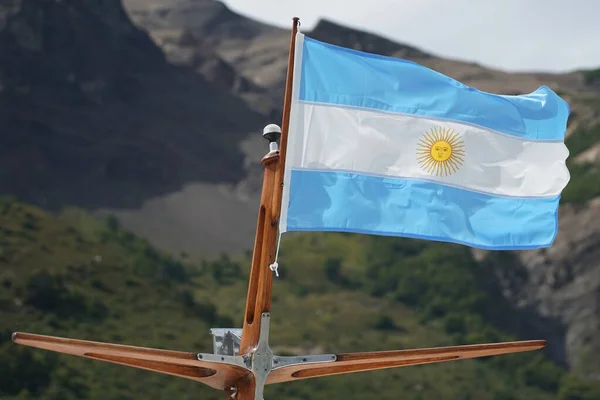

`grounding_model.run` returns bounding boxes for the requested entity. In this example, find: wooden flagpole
[235,16,301,399]
[239,16,300,356]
